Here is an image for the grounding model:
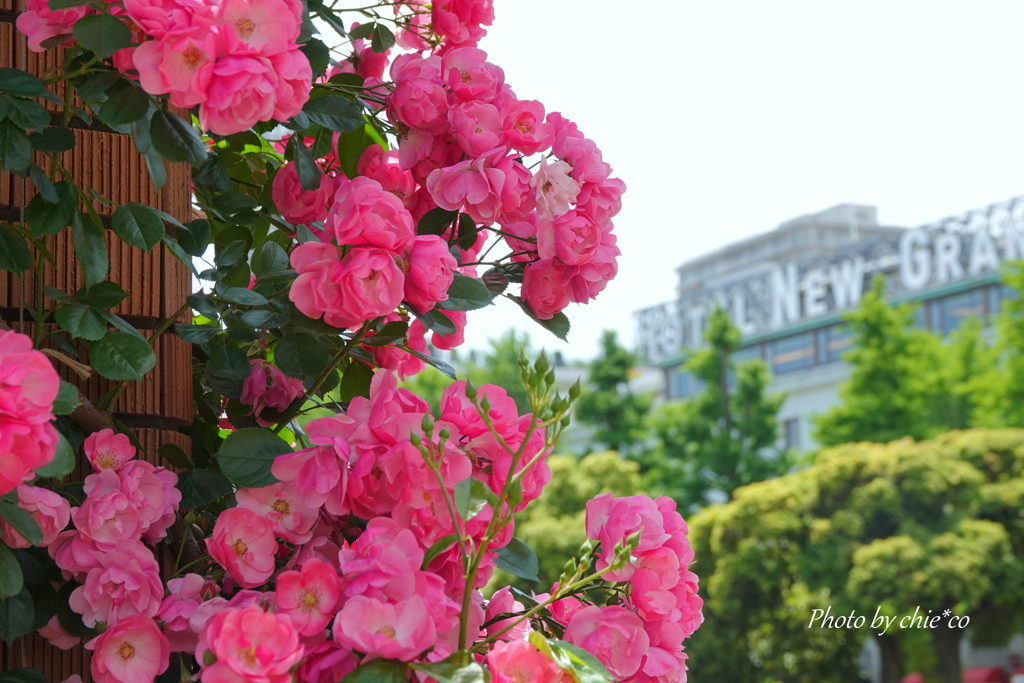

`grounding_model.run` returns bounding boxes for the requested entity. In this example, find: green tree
[574,330,652,454]
[689,430,1024,683]
[639,306,789,510]
[467,329,533,413]
[978,263,1024,426]
[814,277,946,446]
